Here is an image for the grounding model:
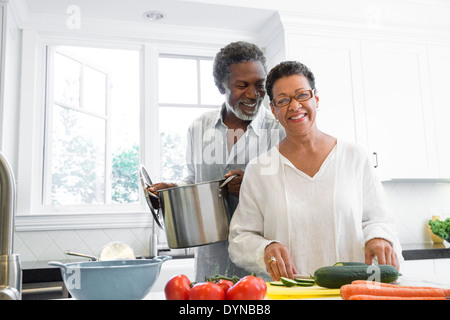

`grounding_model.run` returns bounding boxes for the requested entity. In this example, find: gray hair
[213,41,267,92]
[265,61,316,101]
